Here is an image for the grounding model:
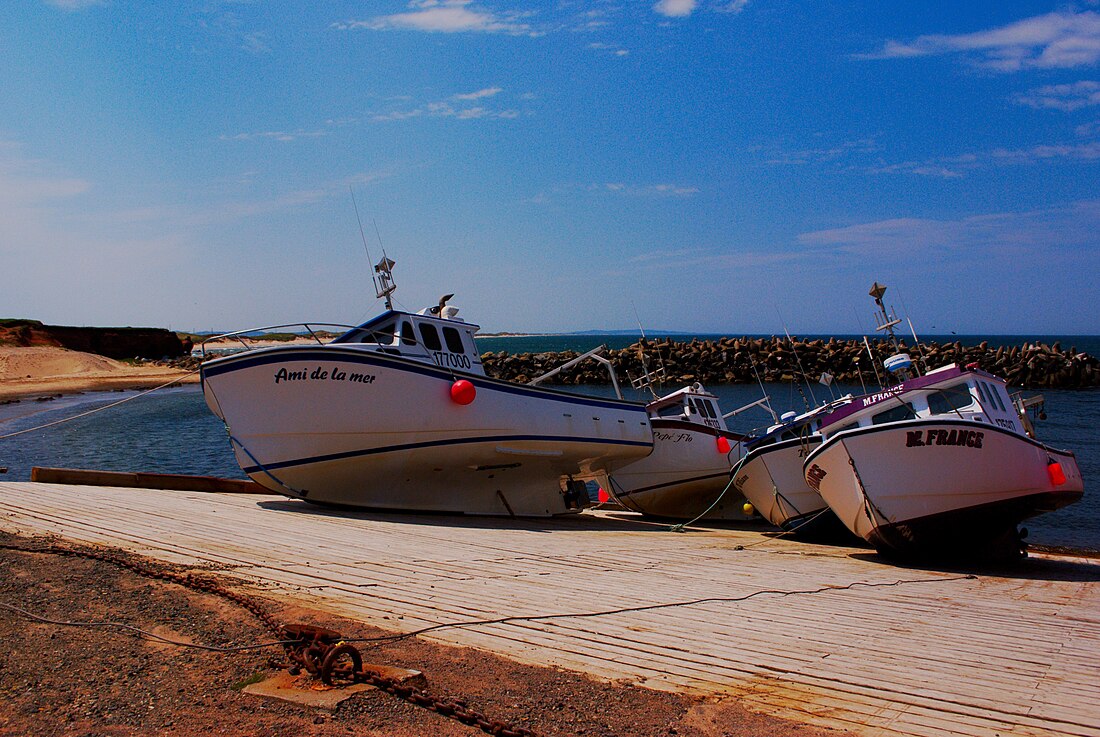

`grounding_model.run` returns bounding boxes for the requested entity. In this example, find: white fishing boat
[200,259,654,516]
[731,398,856,540]
[599,383,751,520]
[802,283,1084,558]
